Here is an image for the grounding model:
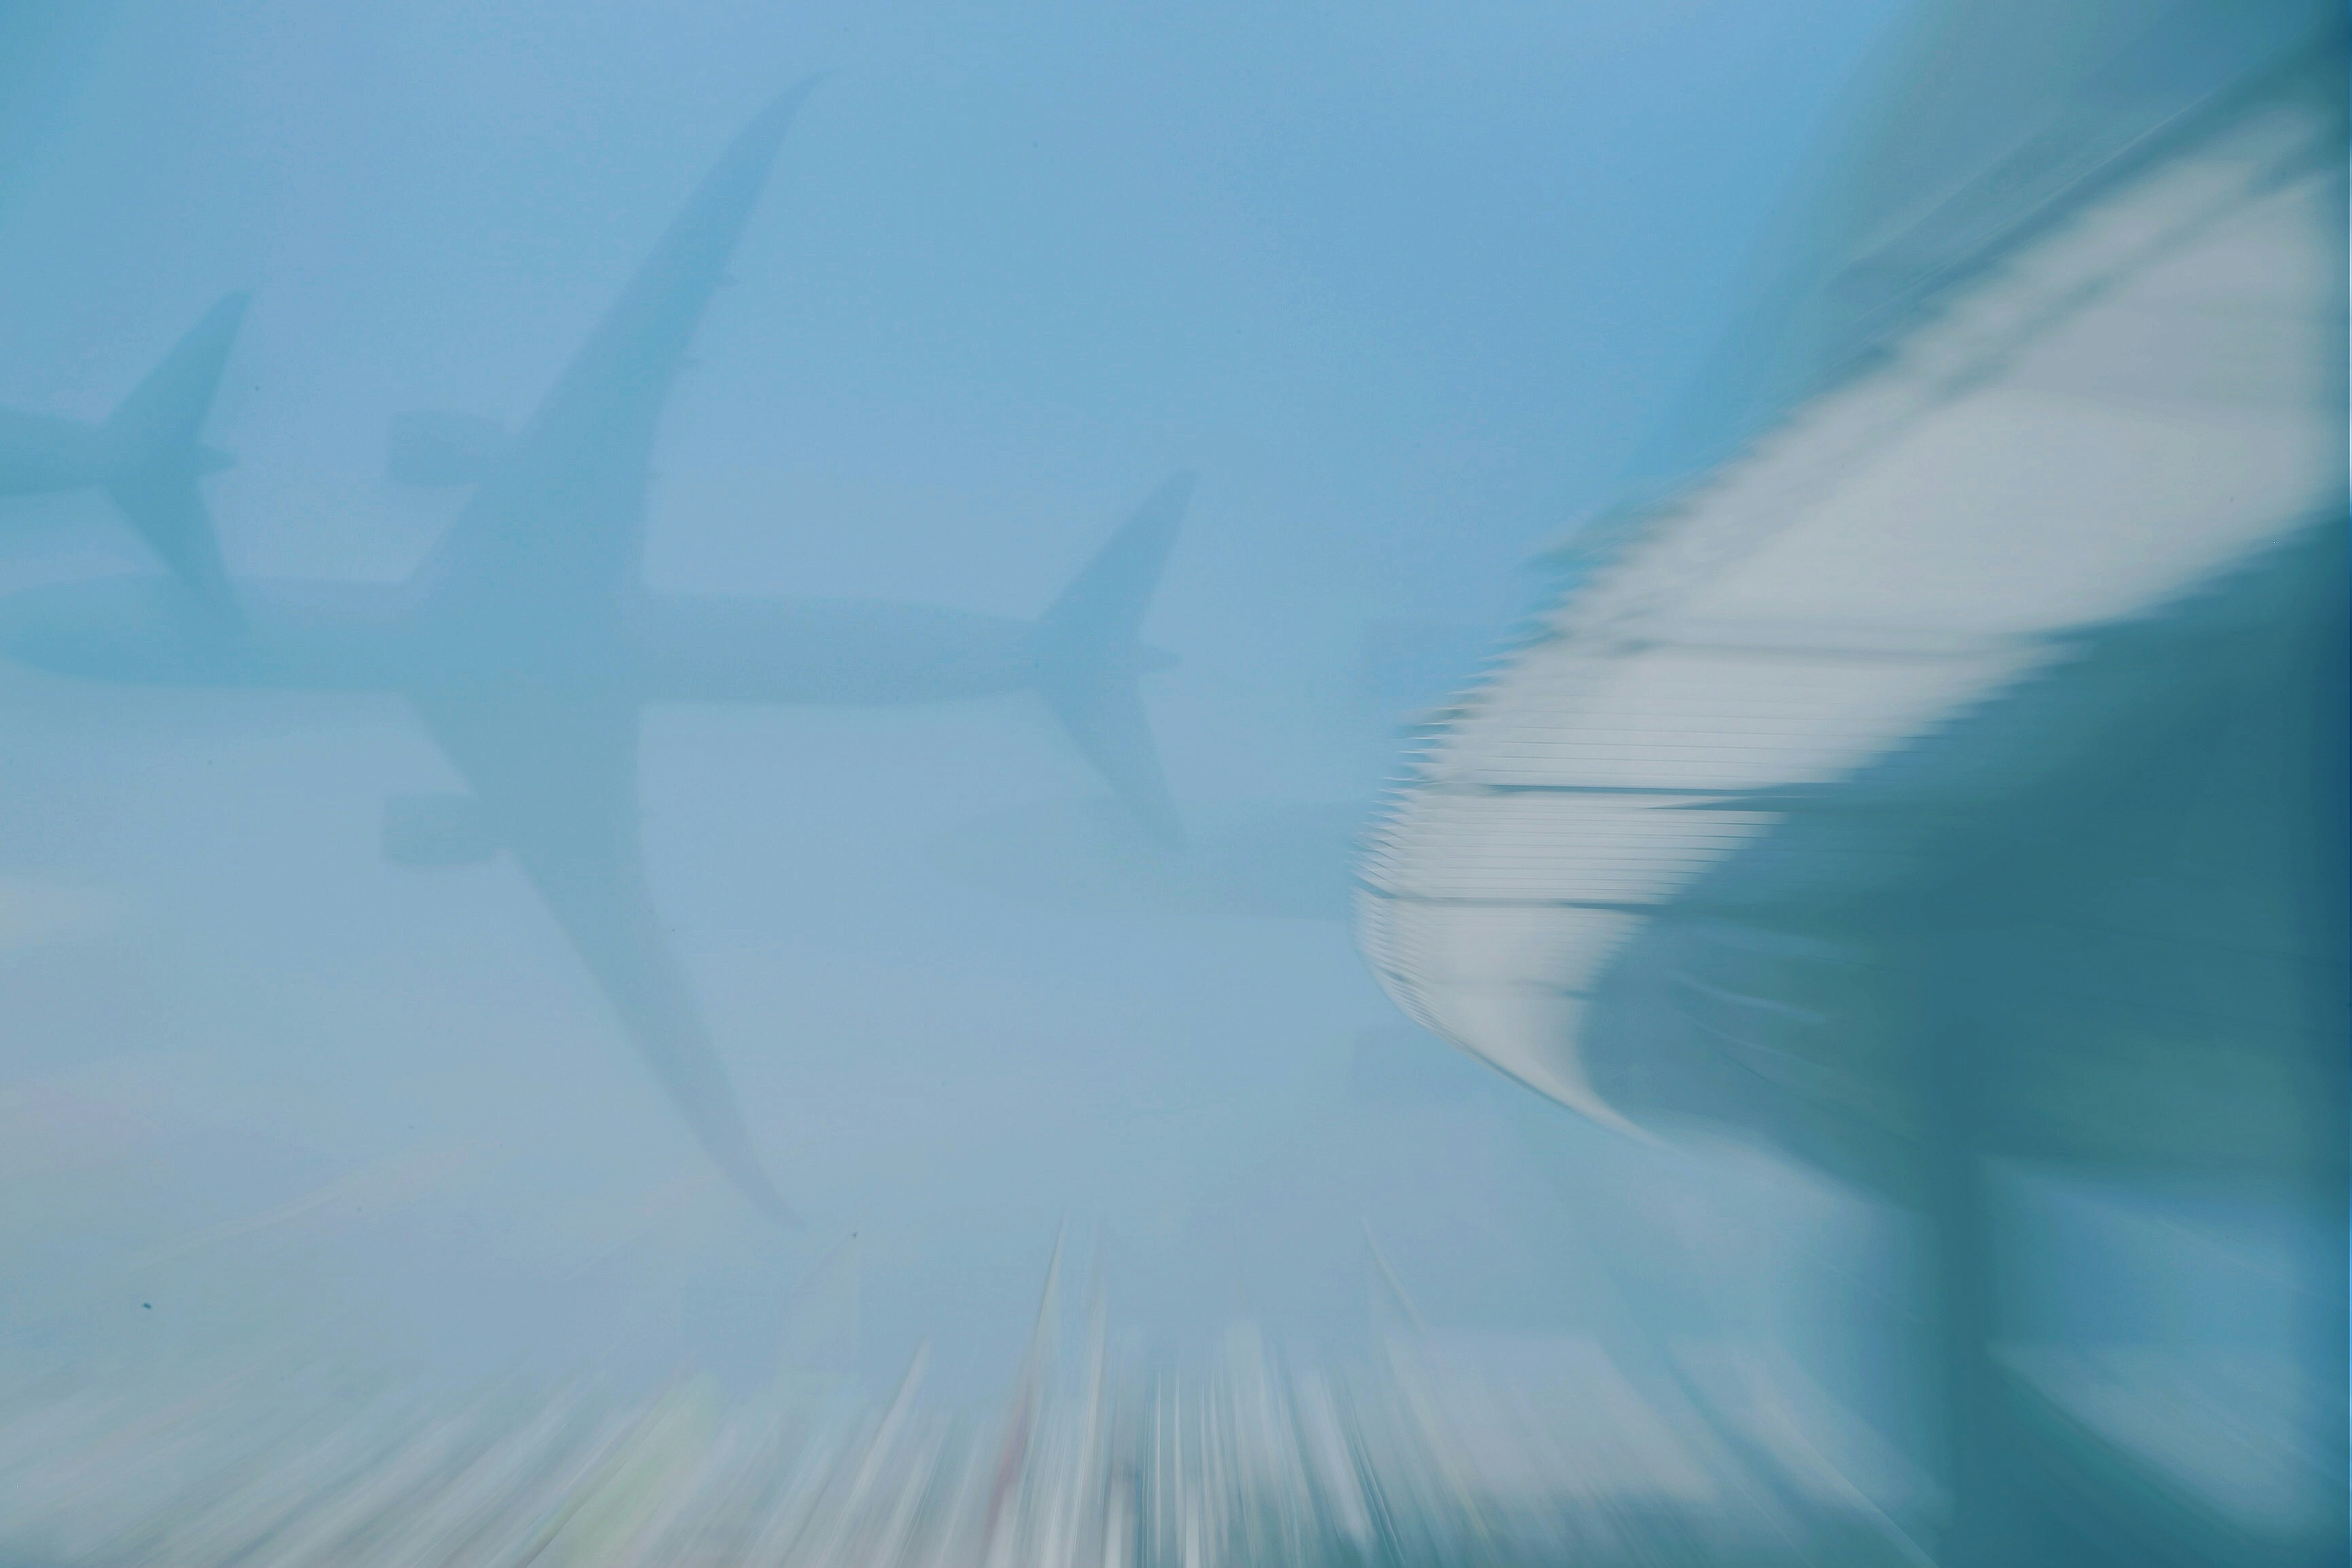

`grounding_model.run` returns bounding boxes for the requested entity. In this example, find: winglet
[742,72,831,158]
[100,292,249,614]
[1028,472,1194,847]
[688,74,827,224]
